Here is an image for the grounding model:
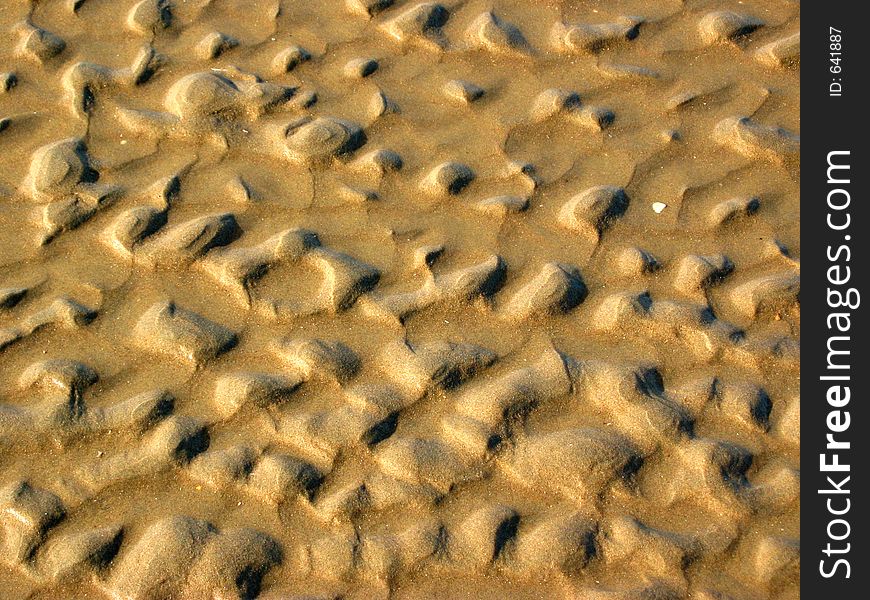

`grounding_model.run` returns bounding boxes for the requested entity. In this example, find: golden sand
[0,0,799,598]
